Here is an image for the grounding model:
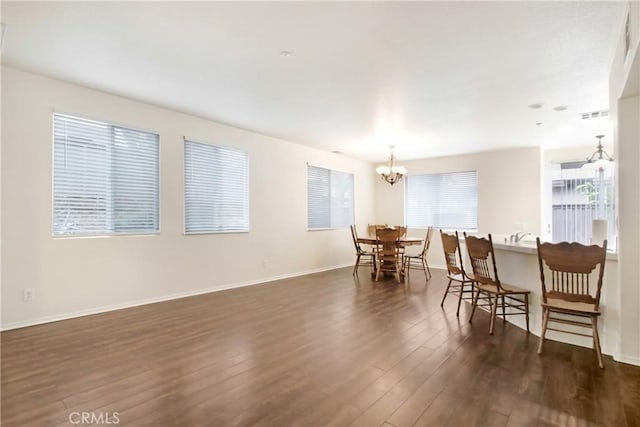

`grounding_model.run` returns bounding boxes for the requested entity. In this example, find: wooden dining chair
[403,226,434,282]
[464,233,530,334]
[375,227,402,283]
[394,226,408,238]
[440,230,475,316]
[536,238,608,368]
[367,224,388,236]
[349,225,376,277]
[392,225,408,266]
